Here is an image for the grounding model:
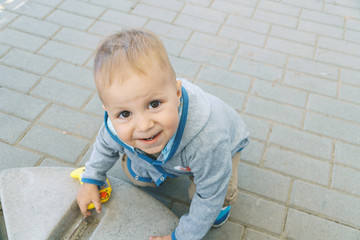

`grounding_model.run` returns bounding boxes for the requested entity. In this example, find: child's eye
[118,111,131,119]
[149,100,161,109]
